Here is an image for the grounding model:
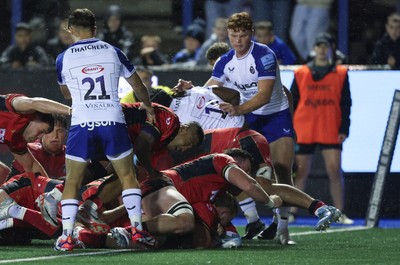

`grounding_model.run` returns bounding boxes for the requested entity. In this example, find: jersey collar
[70,38,100,47]
[236,41,254,60]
